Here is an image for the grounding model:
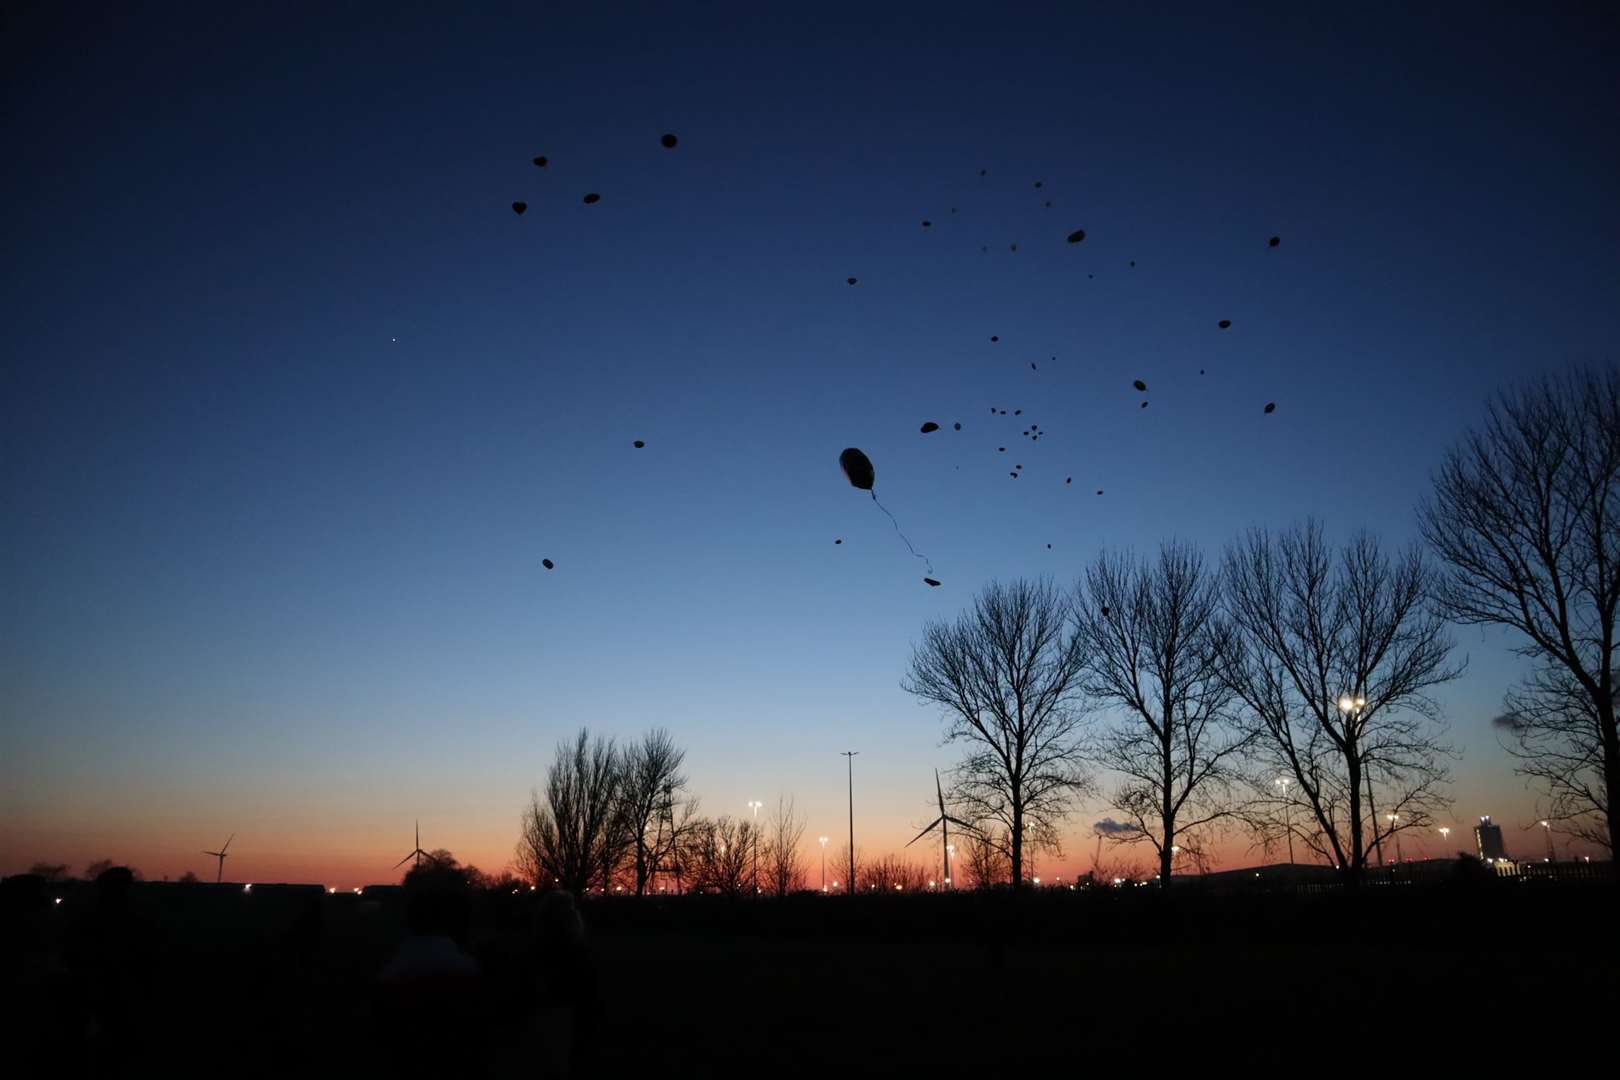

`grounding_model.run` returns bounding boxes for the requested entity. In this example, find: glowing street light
[818,835,830,892]
[747,800,763,895]
[1386,812,1403,862]
[1540,820,1557,862]
[1275,776,1296,865]
[1336,694,1383,865]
